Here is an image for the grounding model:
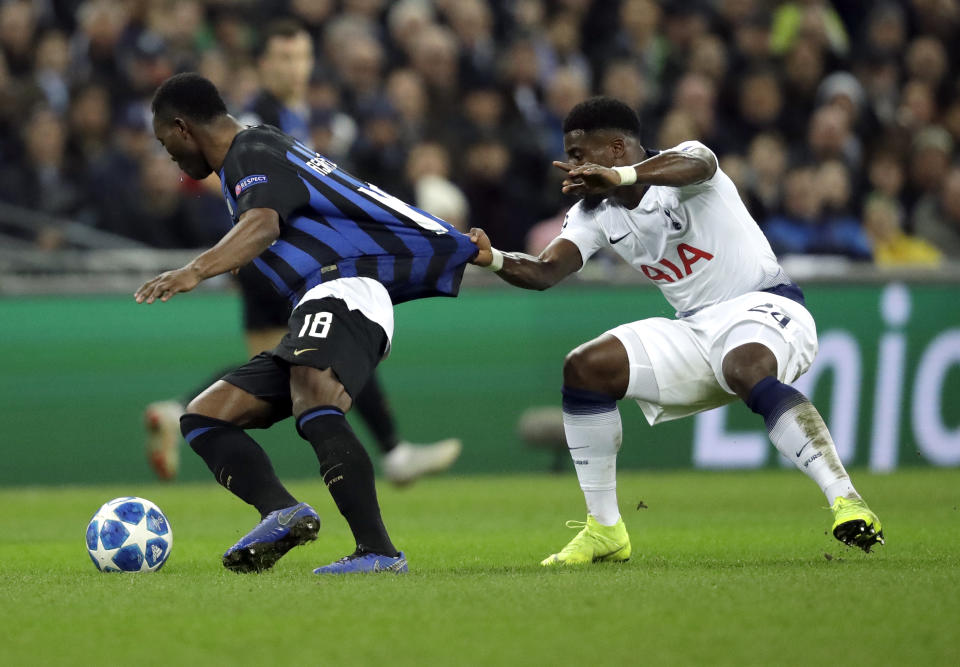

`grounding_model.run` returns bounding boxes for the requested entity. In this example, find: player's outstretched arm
[135,208,280,304]
[469,228,581,291]
[554,145,717,194]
